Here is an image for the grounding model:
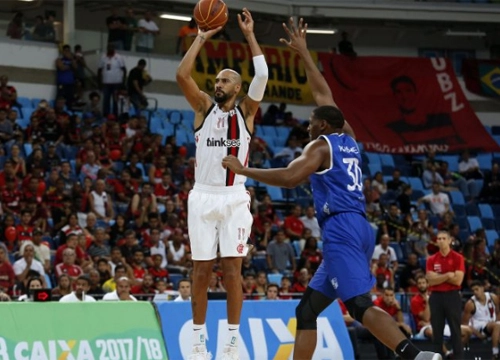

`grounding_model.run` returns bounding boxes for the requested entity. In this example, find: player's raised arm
[280,18,356,140]
[176,27,221,116]
[238,8,268,119]
[280,18,334,108]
